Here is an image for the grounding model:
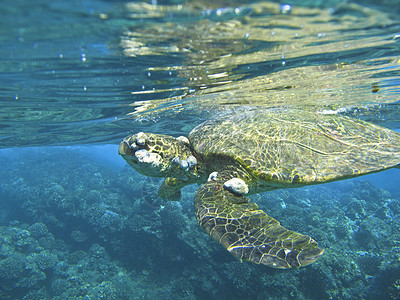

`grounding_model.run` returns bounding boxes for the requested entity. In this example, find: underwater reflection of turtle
[118,109,400,269]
